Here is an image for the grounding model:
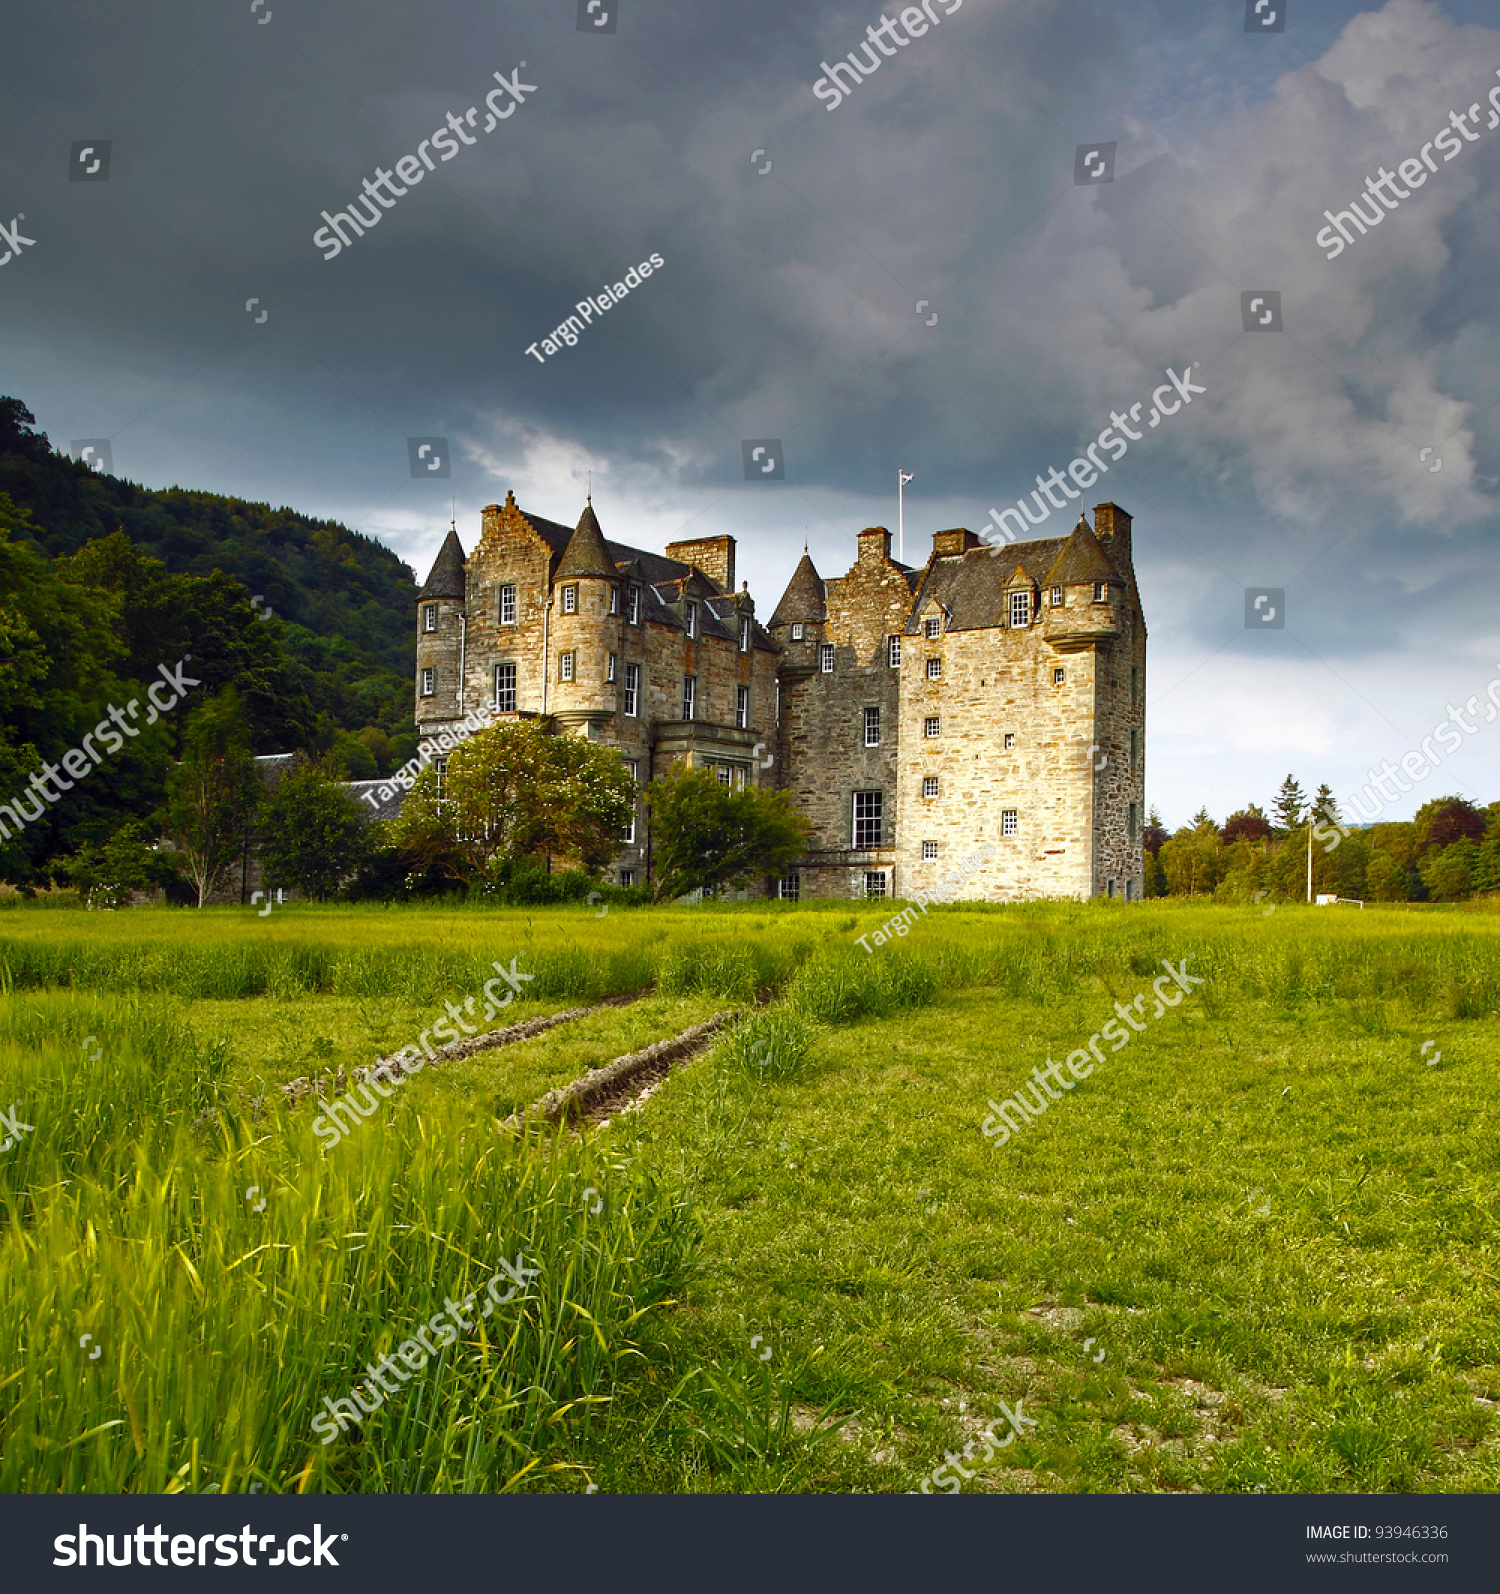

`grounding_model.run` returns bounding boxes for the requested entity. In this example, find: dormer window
[1093,582,1108,603]
[1009,591,1030,628]
[628,585,641,625]
[791,622,804,640]
[925,617,941,639]
[562,585,577,614]
[685,600,697,639]
[1049,586,1063,608]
